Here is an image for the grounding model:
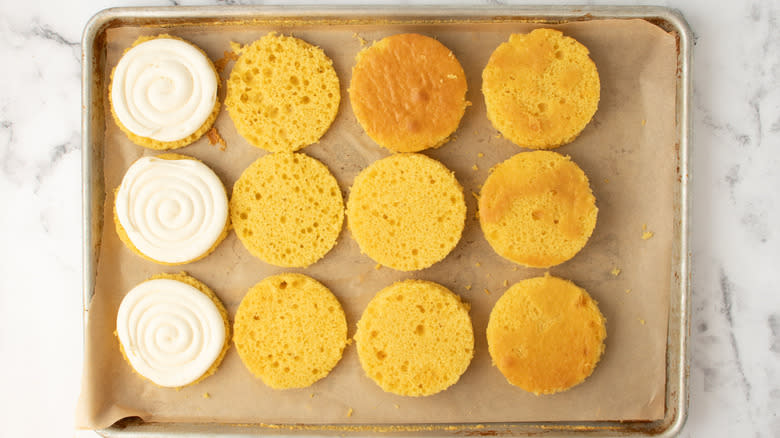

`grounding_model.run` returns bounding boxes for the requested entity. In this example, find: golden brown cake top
[349,33,468,152]
[482,28,600,149]
[487,274,606,395]
[479,151,597,267]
